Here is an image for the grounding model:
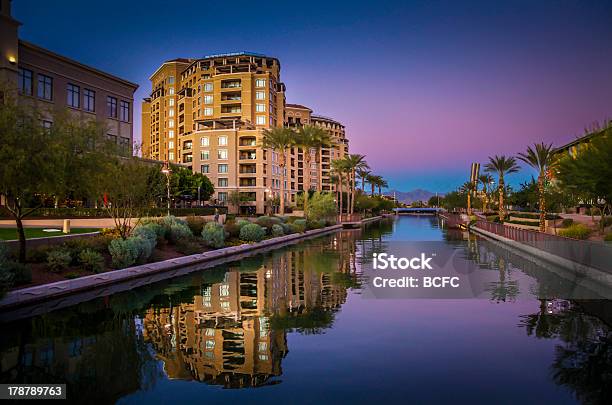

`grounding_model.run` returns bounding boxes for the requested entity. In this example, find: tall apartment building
[0,0,138,152]
[142,52,348,214]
